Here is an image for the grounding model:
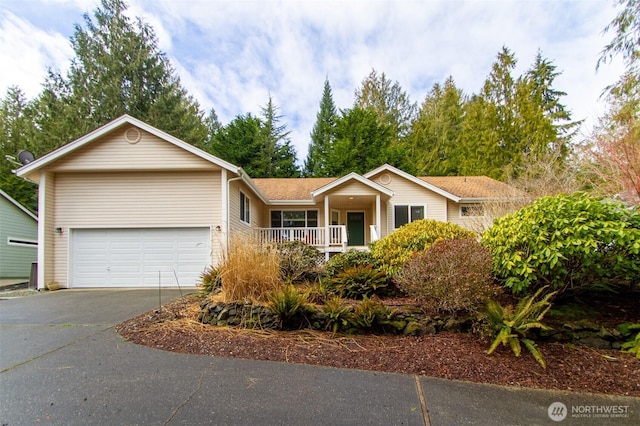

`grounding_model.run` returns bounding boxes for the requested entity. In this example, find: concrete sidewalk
[1,290,639,425]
